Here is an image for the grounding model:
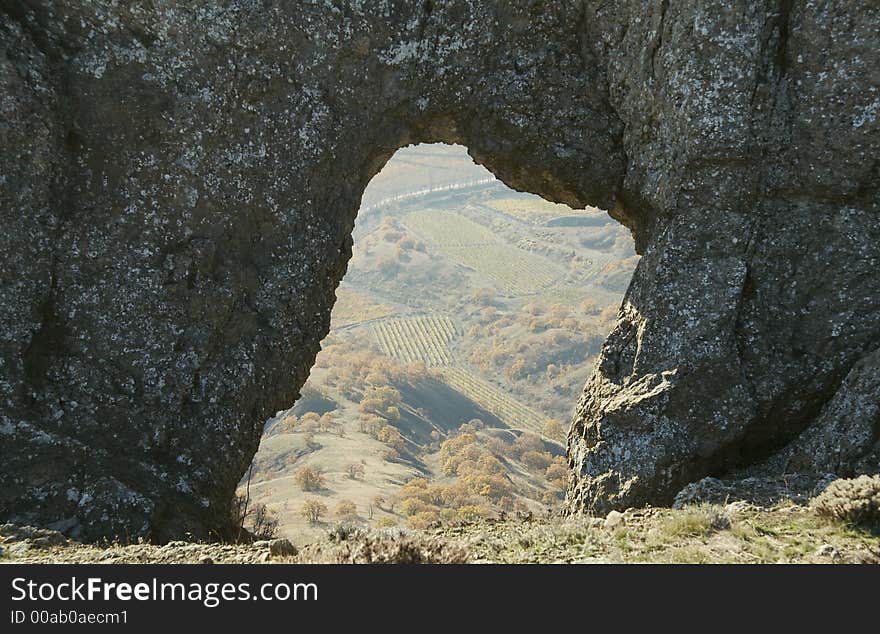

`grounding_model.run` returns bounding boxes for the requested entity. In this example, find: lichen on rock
[0,1,878,542]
